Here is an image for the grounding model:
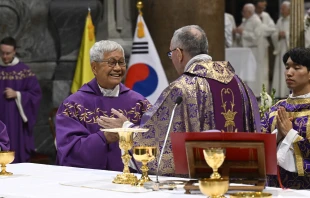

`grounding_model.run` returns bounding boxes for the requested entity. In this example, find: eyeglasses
[95,58,126,67]
[167,48,182,59]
